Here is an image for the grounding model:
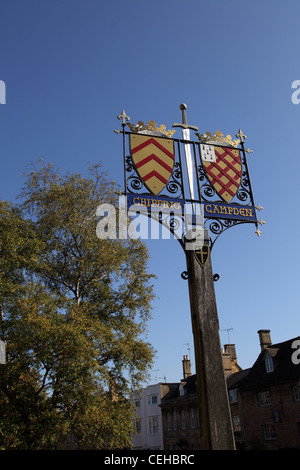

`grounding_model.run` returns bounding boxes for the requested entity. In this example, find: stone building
[160,330,300,450]
[227,330,300,450]
[160,352,239,450]
[160,372,199,450]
